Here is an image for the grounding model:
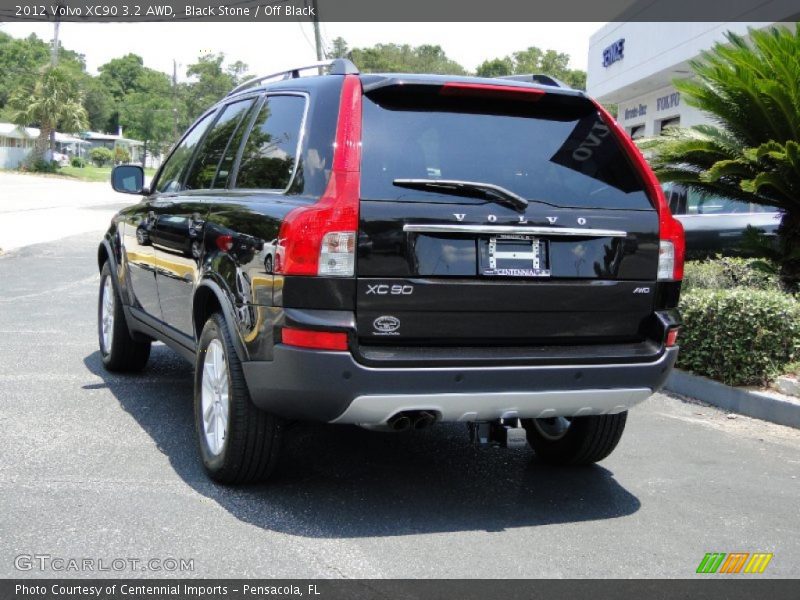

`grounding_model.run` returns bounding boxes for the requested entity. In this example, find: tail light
[440,82,545,102]
[592,101,685,281]
[282,327,349,351]
[275,74,362,277]
[665,327,680,347]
